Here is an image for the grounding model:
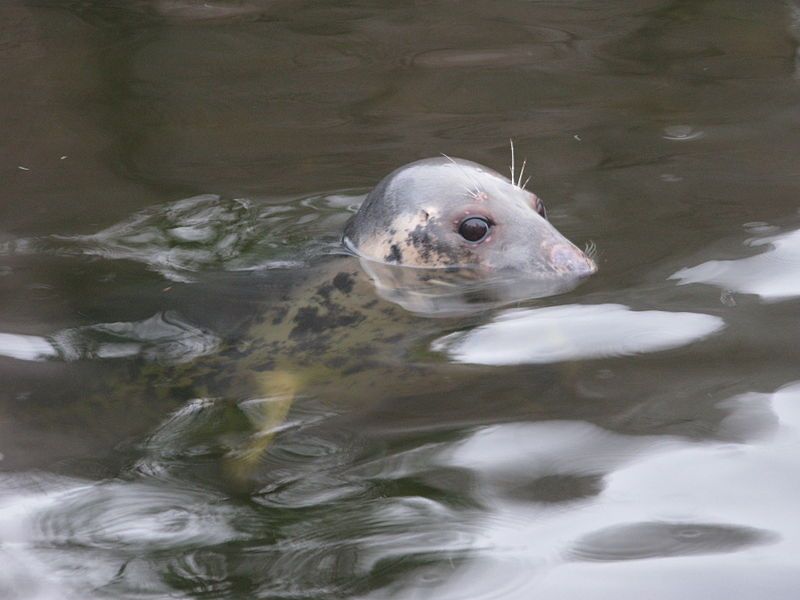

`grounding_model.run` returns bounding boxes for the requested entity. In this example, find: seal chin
[547,243,597,276]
